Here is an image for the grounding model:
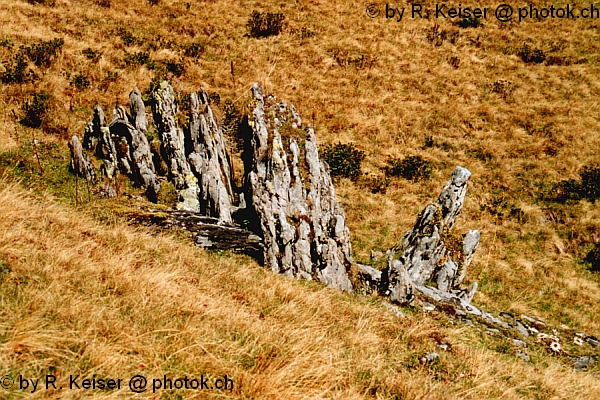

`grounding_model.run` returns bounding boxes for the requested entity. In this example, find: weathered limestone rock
[359,167,481,307]
[82,105,118,179]
[381,251,414,304]
[79,94,160,200]
[152,81,200,211]
[244,83,353,292]
[107,92,160,200]
[186,89,233,222]
[69,135,96,183]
